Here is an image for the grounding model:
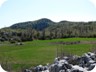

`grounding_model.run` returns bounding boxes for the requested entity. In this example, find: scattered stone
[16,42,23,45]
[24,52,96,72]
